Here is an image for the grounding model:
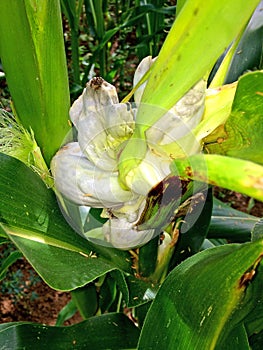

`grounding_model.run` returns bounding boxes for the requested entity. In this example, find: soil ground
[0,257,83,326]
